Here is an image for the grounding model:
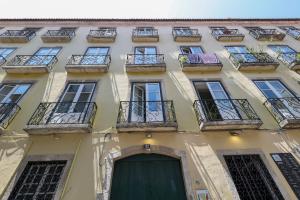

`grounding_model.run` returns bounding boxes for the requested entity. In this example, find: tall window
[268,45,298,64]
[180,46,203,54]
[194,81,240,121]
[173,27,192,36]
[254,80,300,119]
[8,160,67,200]
[136,27,155,36]
[0,84,31,104]
[130,82,163,122]
[0,48,16,64]
[26,47,61,65]
[134,47,157,64]
[279,26,300,39]
[80,47,109,65]
[225,46,258,62]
